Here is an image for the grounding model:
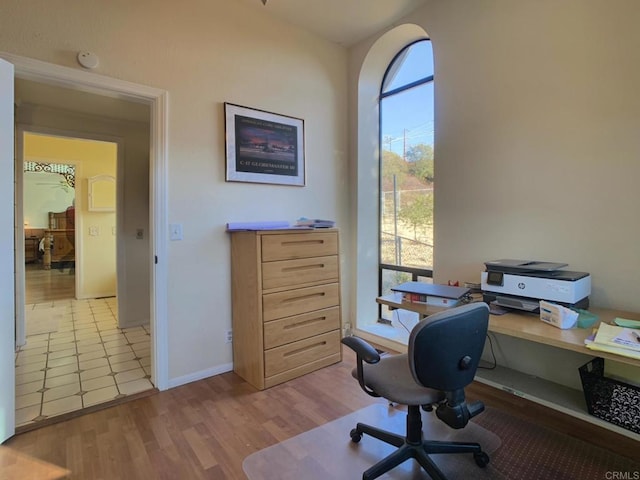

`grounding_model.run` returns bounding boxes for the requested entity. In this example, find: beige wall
[0,0,349,383]
[348,0,640,386]
[425,0,640,313]
[23,171,76,228]
[350,0,640,313]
